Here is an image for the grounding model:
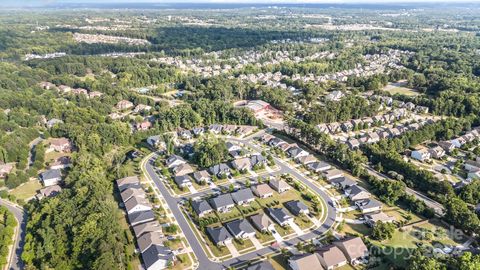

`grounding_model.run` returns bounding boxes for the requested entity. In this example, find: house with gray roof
[121,187,146,203]
[269,179,291,193]
[225,219,256,239]
[345,185,371,201]
[137,232,166,253]
[165,155,186,169]
[287,146,309,159]
[208,124,223,134]
[193,170,211,184]
[128,210,155,226]
[247,261,275,270]
[307,161,331,173]
[142,244,175,270]
[208,163,231,177]
[285,200,309,216]
[133,221,163,238]
[250,154,267,168]
[231,188,255,205]
[179,130,192,140]
[267,208,293,227]
[209,194,235,213]
[174,175,192,188]
[206,226,233,246]
[330,177,357,190]
[268,138,286,148]
[355,198,382,213]
[249,213,274,232]
[40,169,62,187]
[125,196,152,214]
[191,200,213,217]
[192,127,204,136]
